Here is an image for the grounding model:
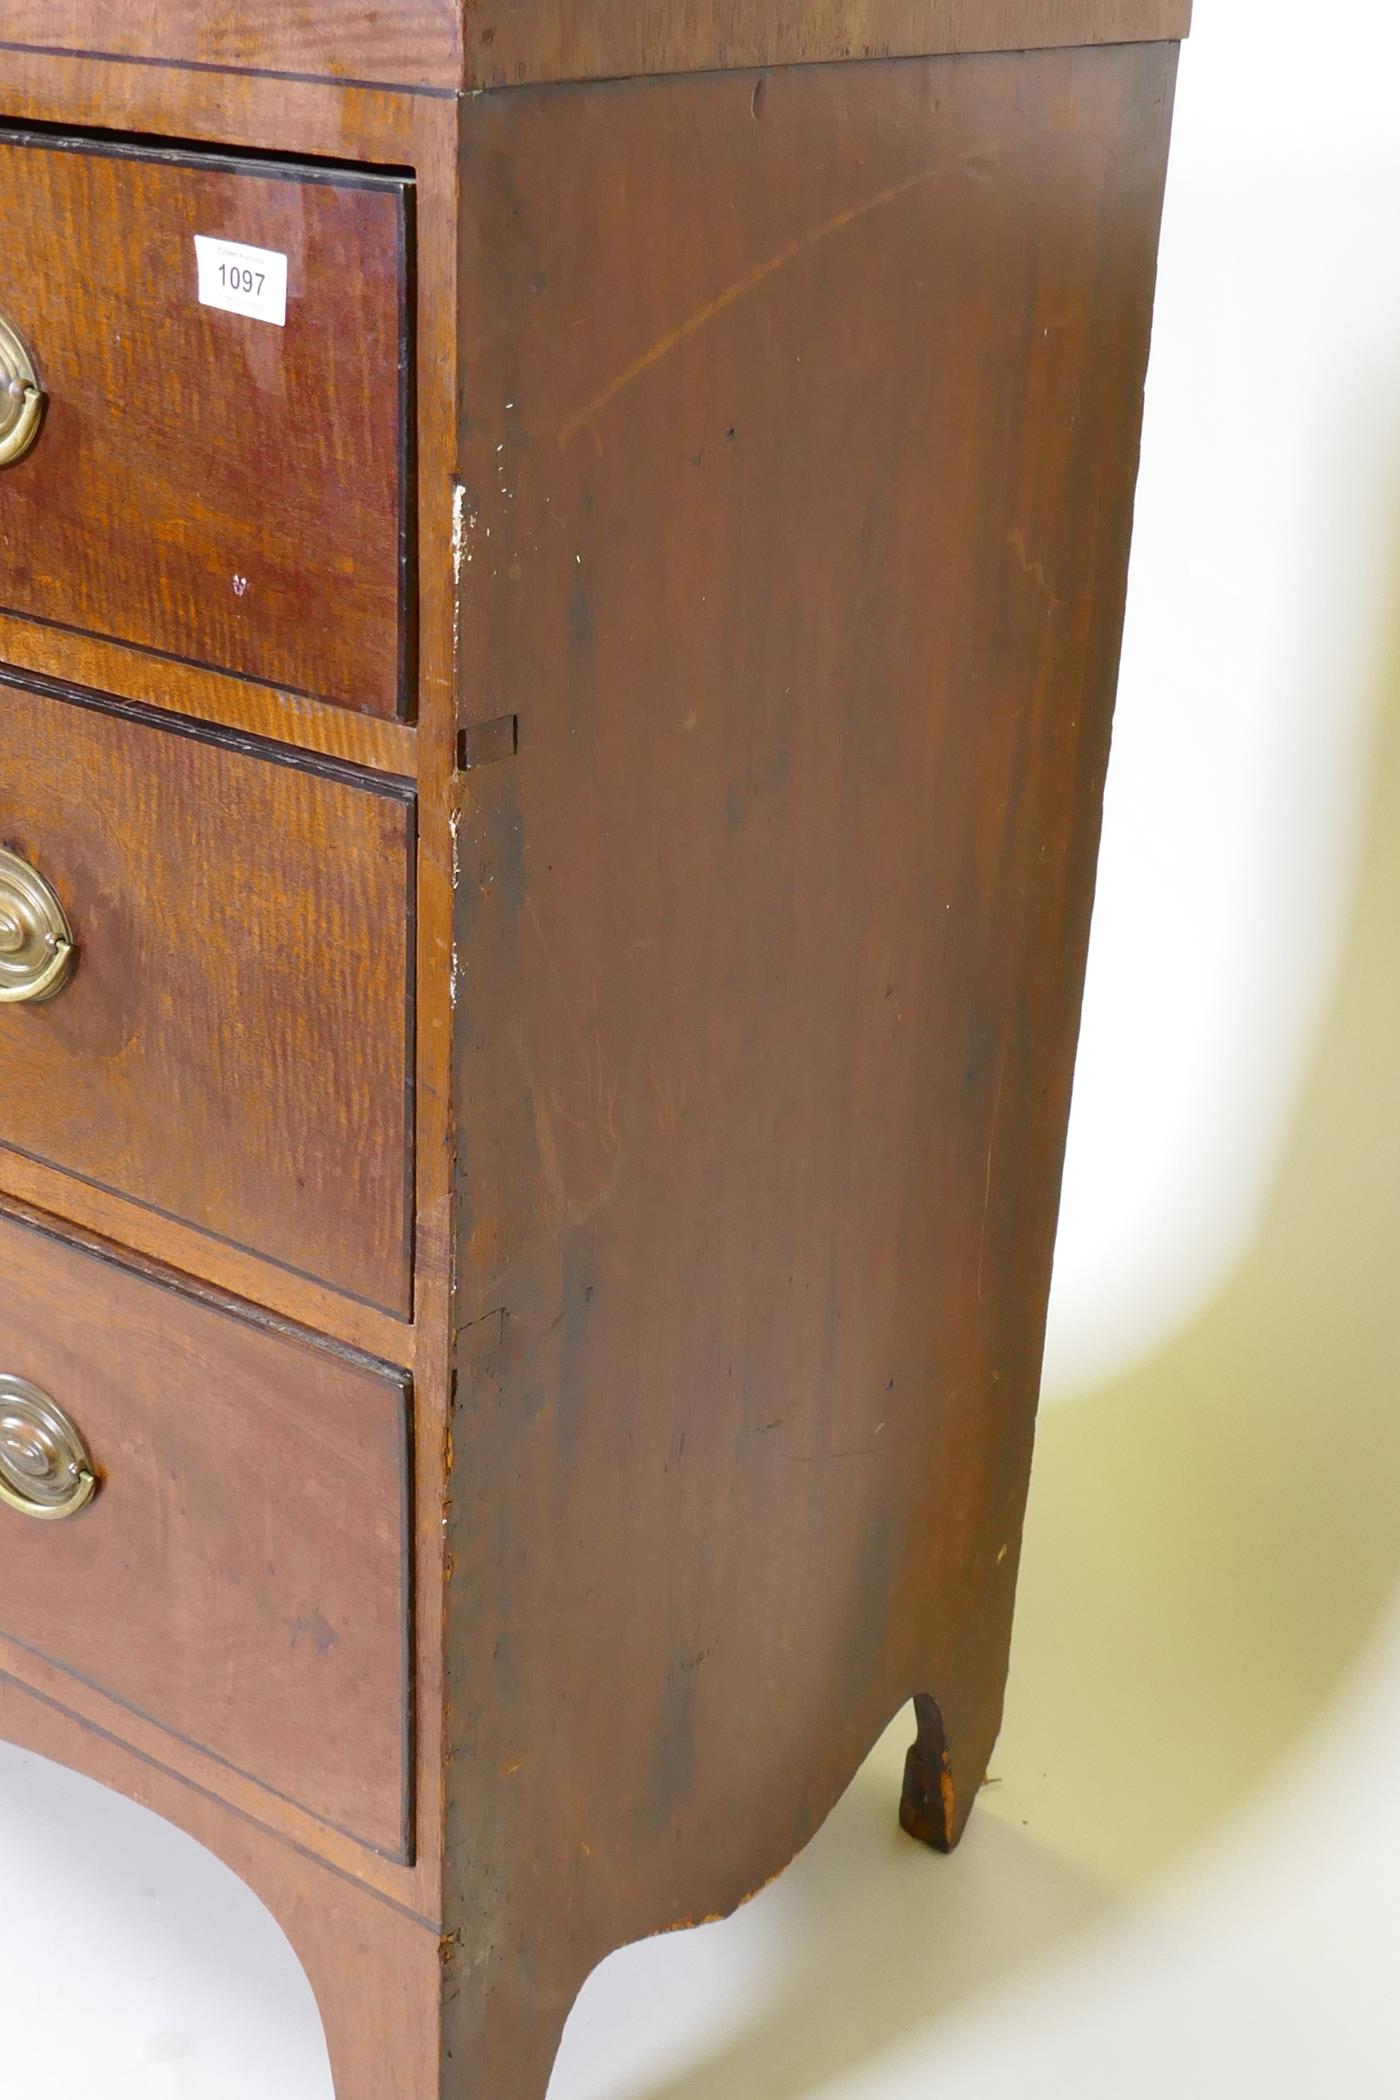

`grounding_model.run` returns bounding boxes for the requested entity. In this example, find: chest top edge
[1,0,1191,100]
